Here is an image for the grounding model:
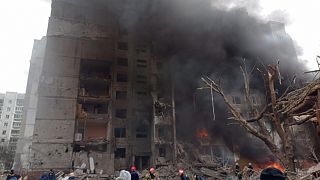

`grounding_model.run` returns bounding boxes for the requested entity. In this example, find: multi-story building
[14,37,47,170]
[15,0,176,174]
[0,92,24,152]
